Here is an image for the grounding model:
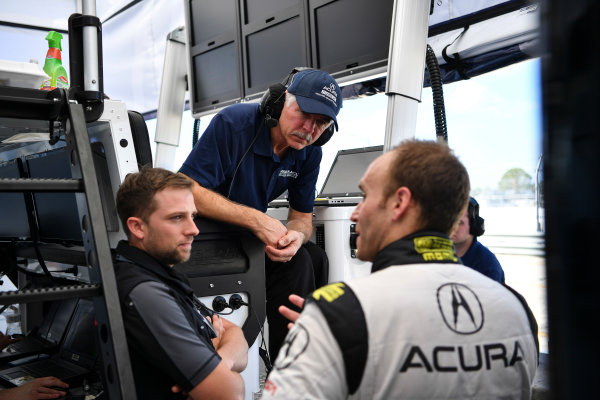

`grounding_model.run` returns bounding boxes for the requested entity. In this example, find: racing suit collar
[371,231,461,273]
